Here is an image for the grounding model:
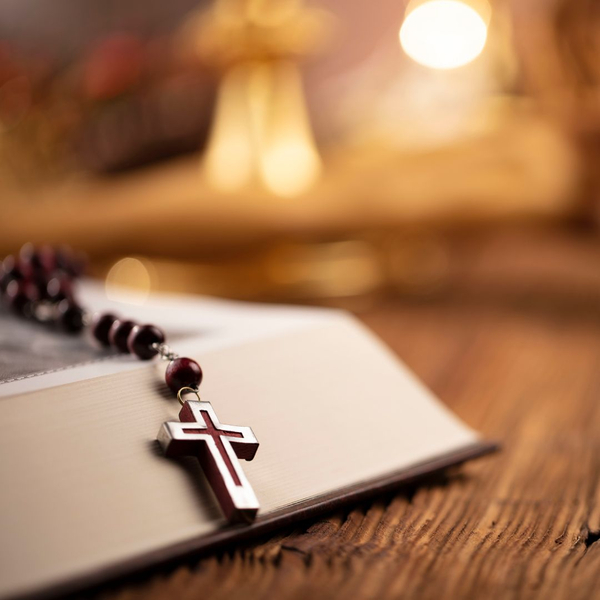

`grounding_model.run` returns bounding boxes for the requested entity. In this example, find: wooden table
[104,228,600,599]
